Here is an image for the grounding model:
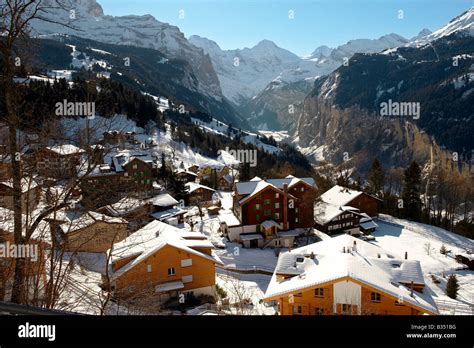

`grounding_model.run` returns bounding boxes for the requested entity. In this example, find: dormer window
[391,263,401,268]
[296,257,304,263]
